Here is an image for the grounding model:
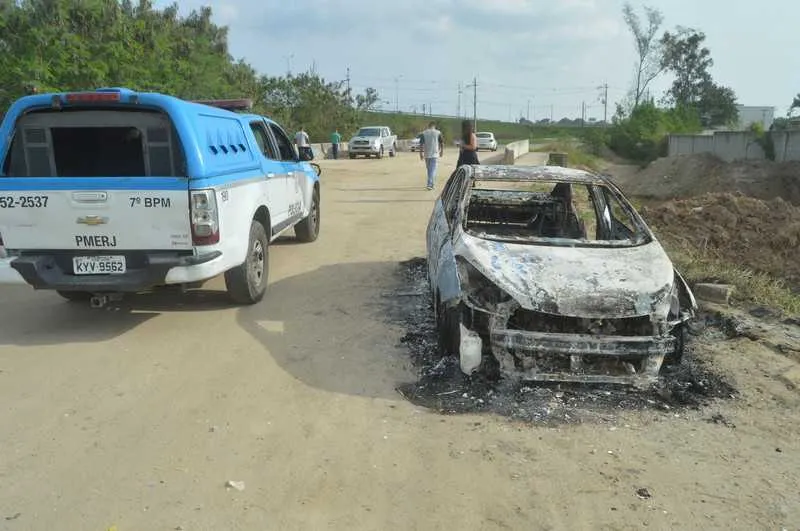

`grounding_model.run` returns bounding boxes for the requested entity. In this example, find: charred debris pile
[391,258,736,425]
